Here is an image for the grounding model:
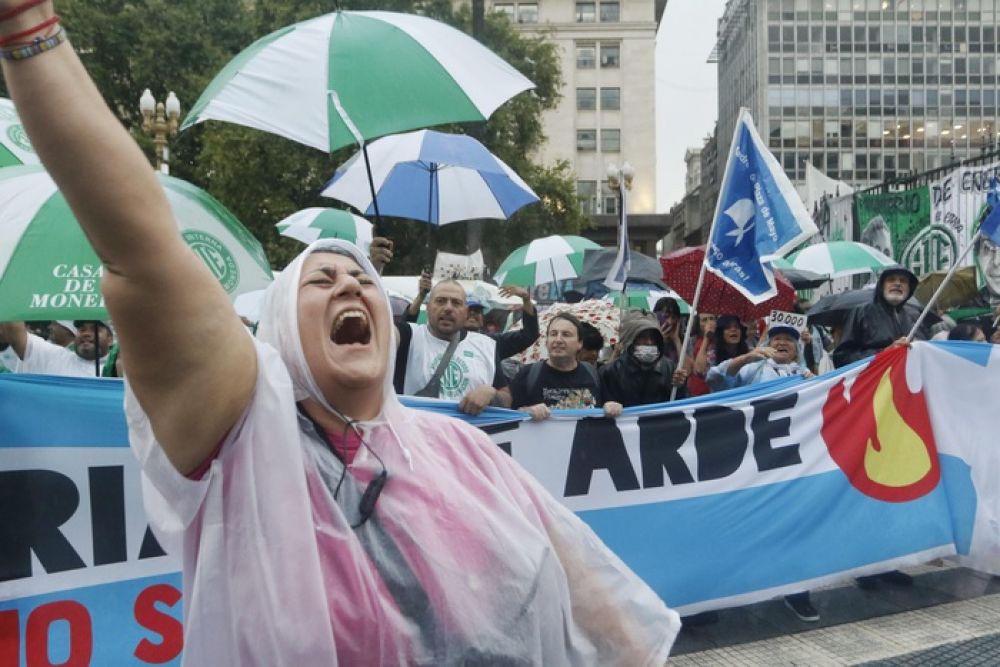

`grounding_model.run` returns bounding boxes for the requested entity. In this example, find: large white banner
[929,160,1000,301]
[2,341,999,663]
